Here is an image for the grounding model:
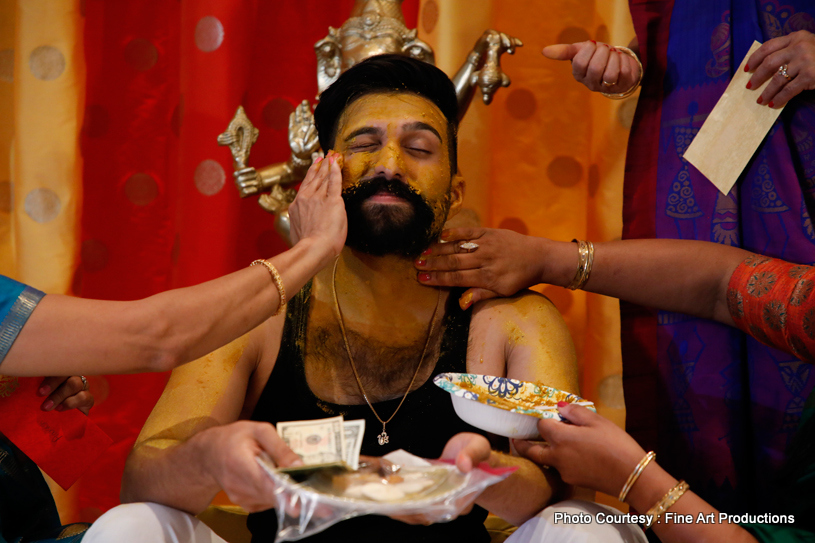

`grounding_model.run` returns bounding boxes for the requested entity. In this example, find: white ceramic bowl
[434,373,595,439]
